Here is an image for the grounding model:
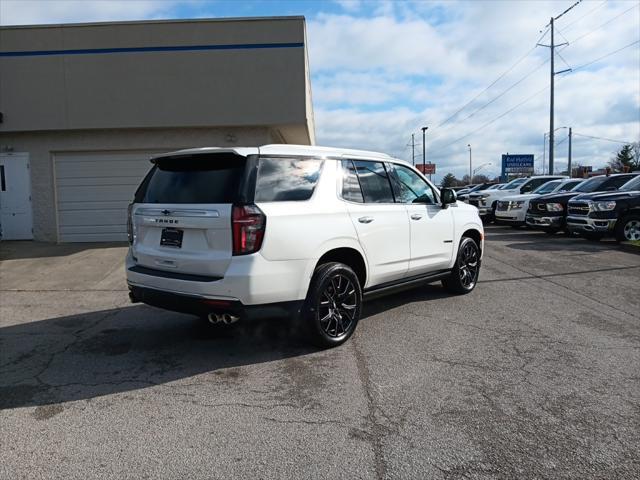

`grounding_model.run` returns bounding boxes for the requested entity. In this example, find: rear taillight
[127,203,135,245]
[232,204,266,255]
